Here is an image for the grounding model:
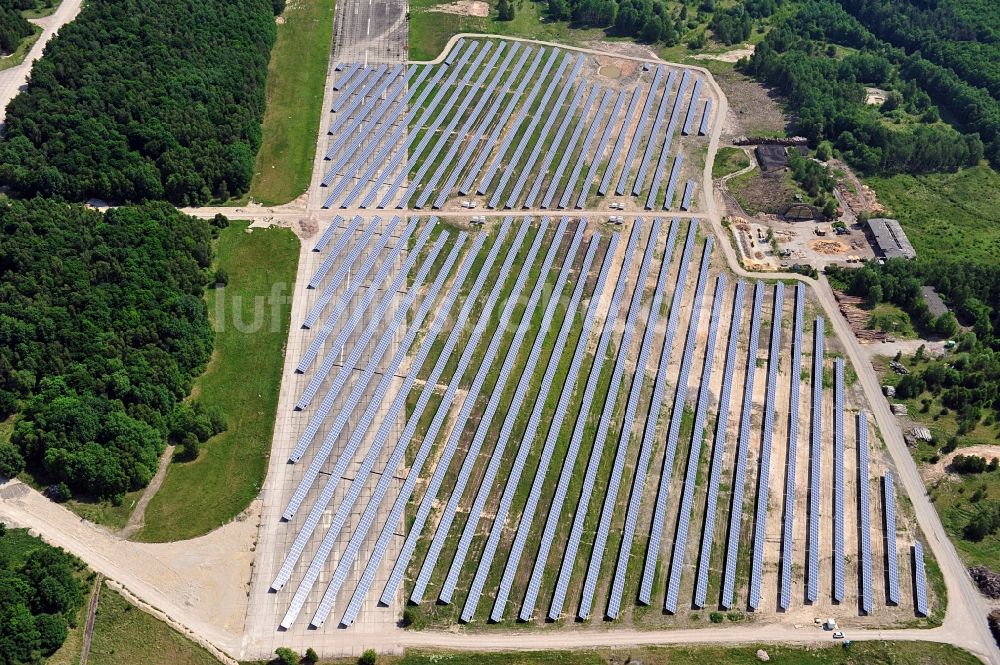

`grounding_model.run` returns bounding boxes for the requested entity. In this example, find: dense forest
[0,0,34,55]
[0,200,224,501]
[0,0,278,206]
[546,0,781,47]
[828,259,1000,435]
[741,1,986,174]
[0,526,86,665]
